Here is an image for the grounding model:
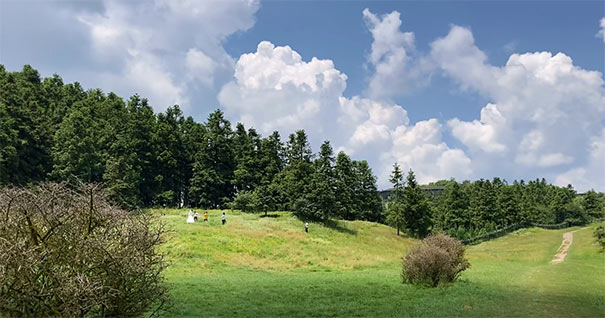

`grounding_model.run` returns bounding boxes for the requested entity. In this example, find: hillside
[154,209,604,317]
